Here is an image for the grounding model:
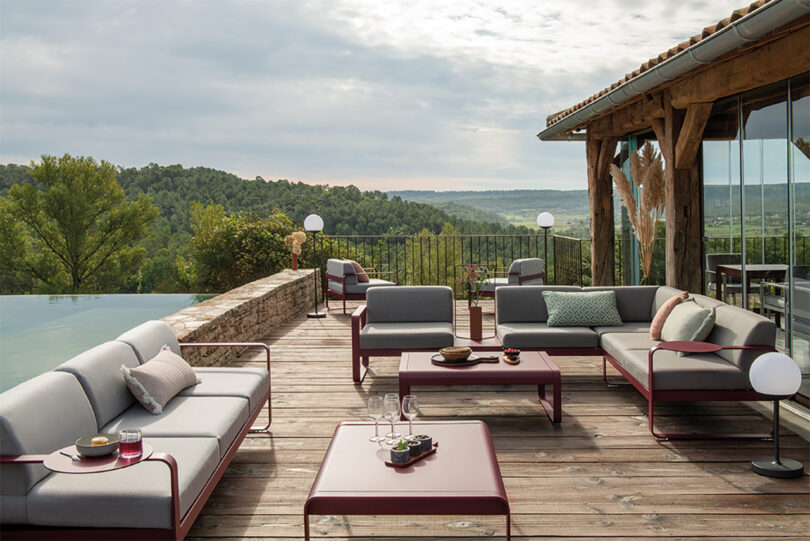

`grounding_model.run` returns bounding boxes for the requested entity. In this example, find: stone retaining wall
[162,269,318,366]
